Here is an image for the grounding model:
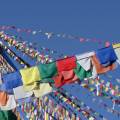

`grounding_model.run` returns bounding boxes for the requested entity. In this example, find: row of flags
[0,30,119,119]
[0,25,114,44]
